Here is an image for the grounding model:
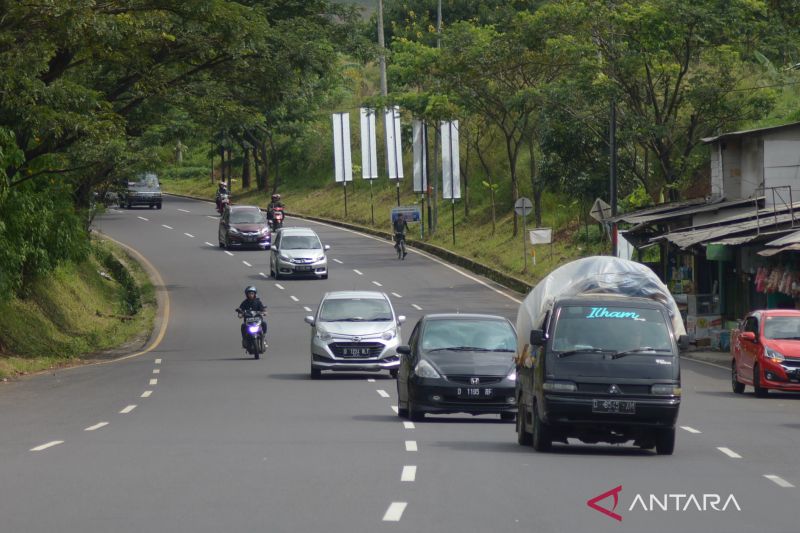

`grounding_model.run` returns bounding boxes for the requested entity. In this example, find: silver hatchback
[304,291,405,379]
